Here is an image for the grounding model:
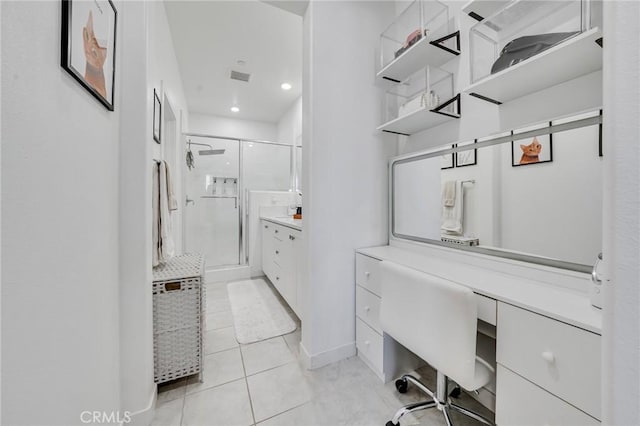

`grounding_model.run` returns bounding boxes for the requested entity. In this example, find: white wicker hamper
[152,253,205,384]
